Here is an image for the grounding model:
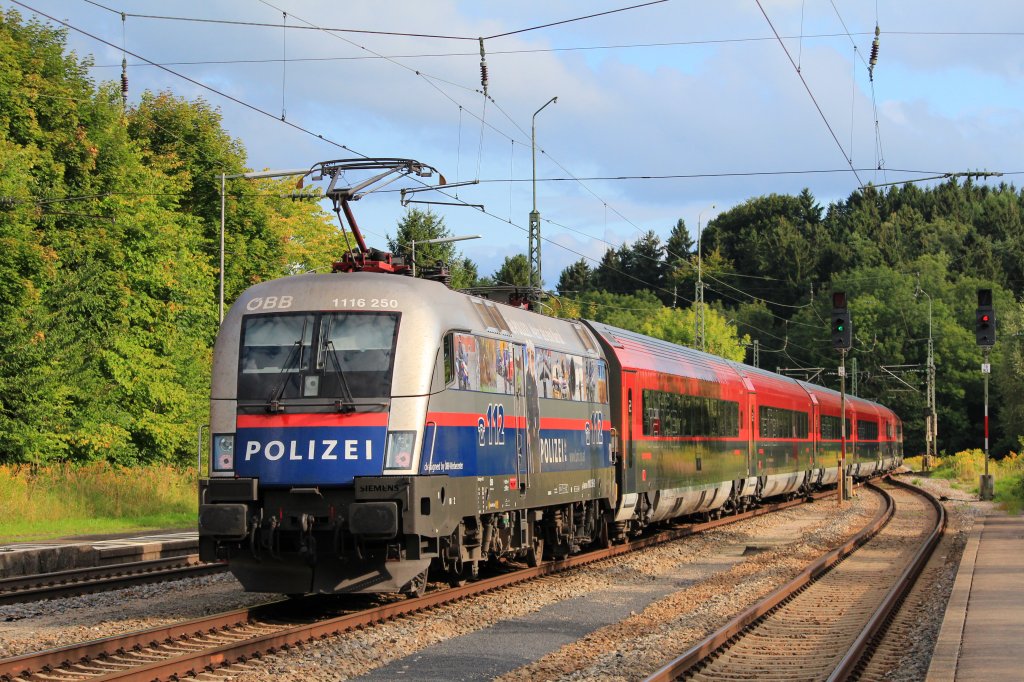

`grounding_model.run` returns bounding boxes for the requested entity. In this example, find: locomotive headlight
[384,431,416,470]
[212,434,235,472]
